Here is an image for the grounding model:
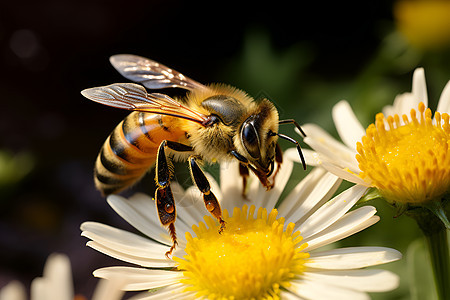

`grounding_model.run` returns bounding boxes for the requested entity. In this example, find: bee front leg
[155,140,194,257]
[271,143,283,182]
[189,156,225,233]
[239,163,250,198]
[230,150,273,190]
[230,150,251,197]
